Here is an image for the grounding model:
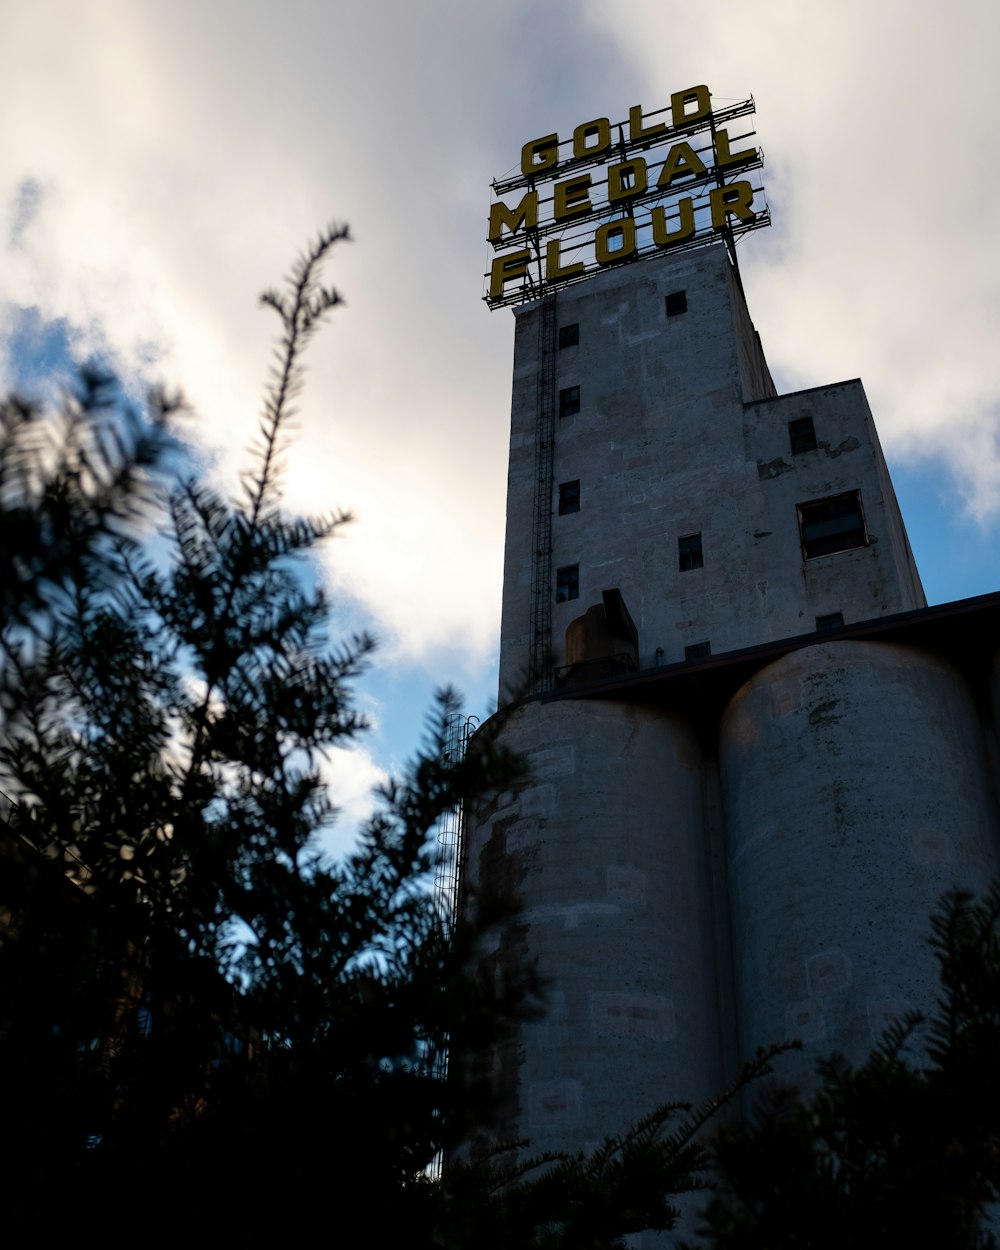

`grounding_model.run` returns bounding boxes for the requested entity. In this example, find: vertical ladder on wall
[528,293,557,693]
